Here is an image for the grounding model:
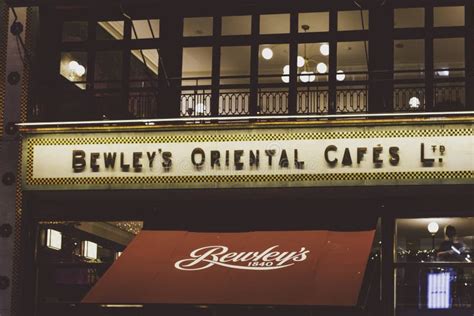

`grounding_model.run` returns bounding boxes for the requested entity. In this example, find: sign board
[22,122,473,190]
[82,230,375,306]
